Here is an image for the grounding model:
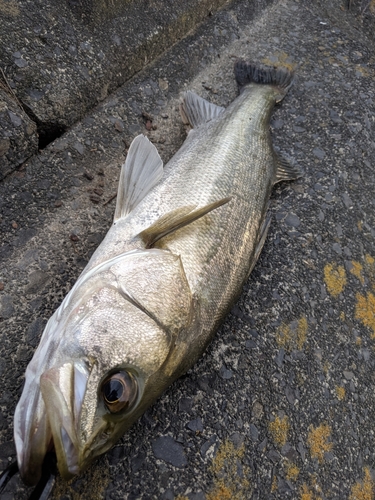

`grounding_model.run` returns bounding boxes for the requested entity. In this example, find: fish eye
[101,371,138,413]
